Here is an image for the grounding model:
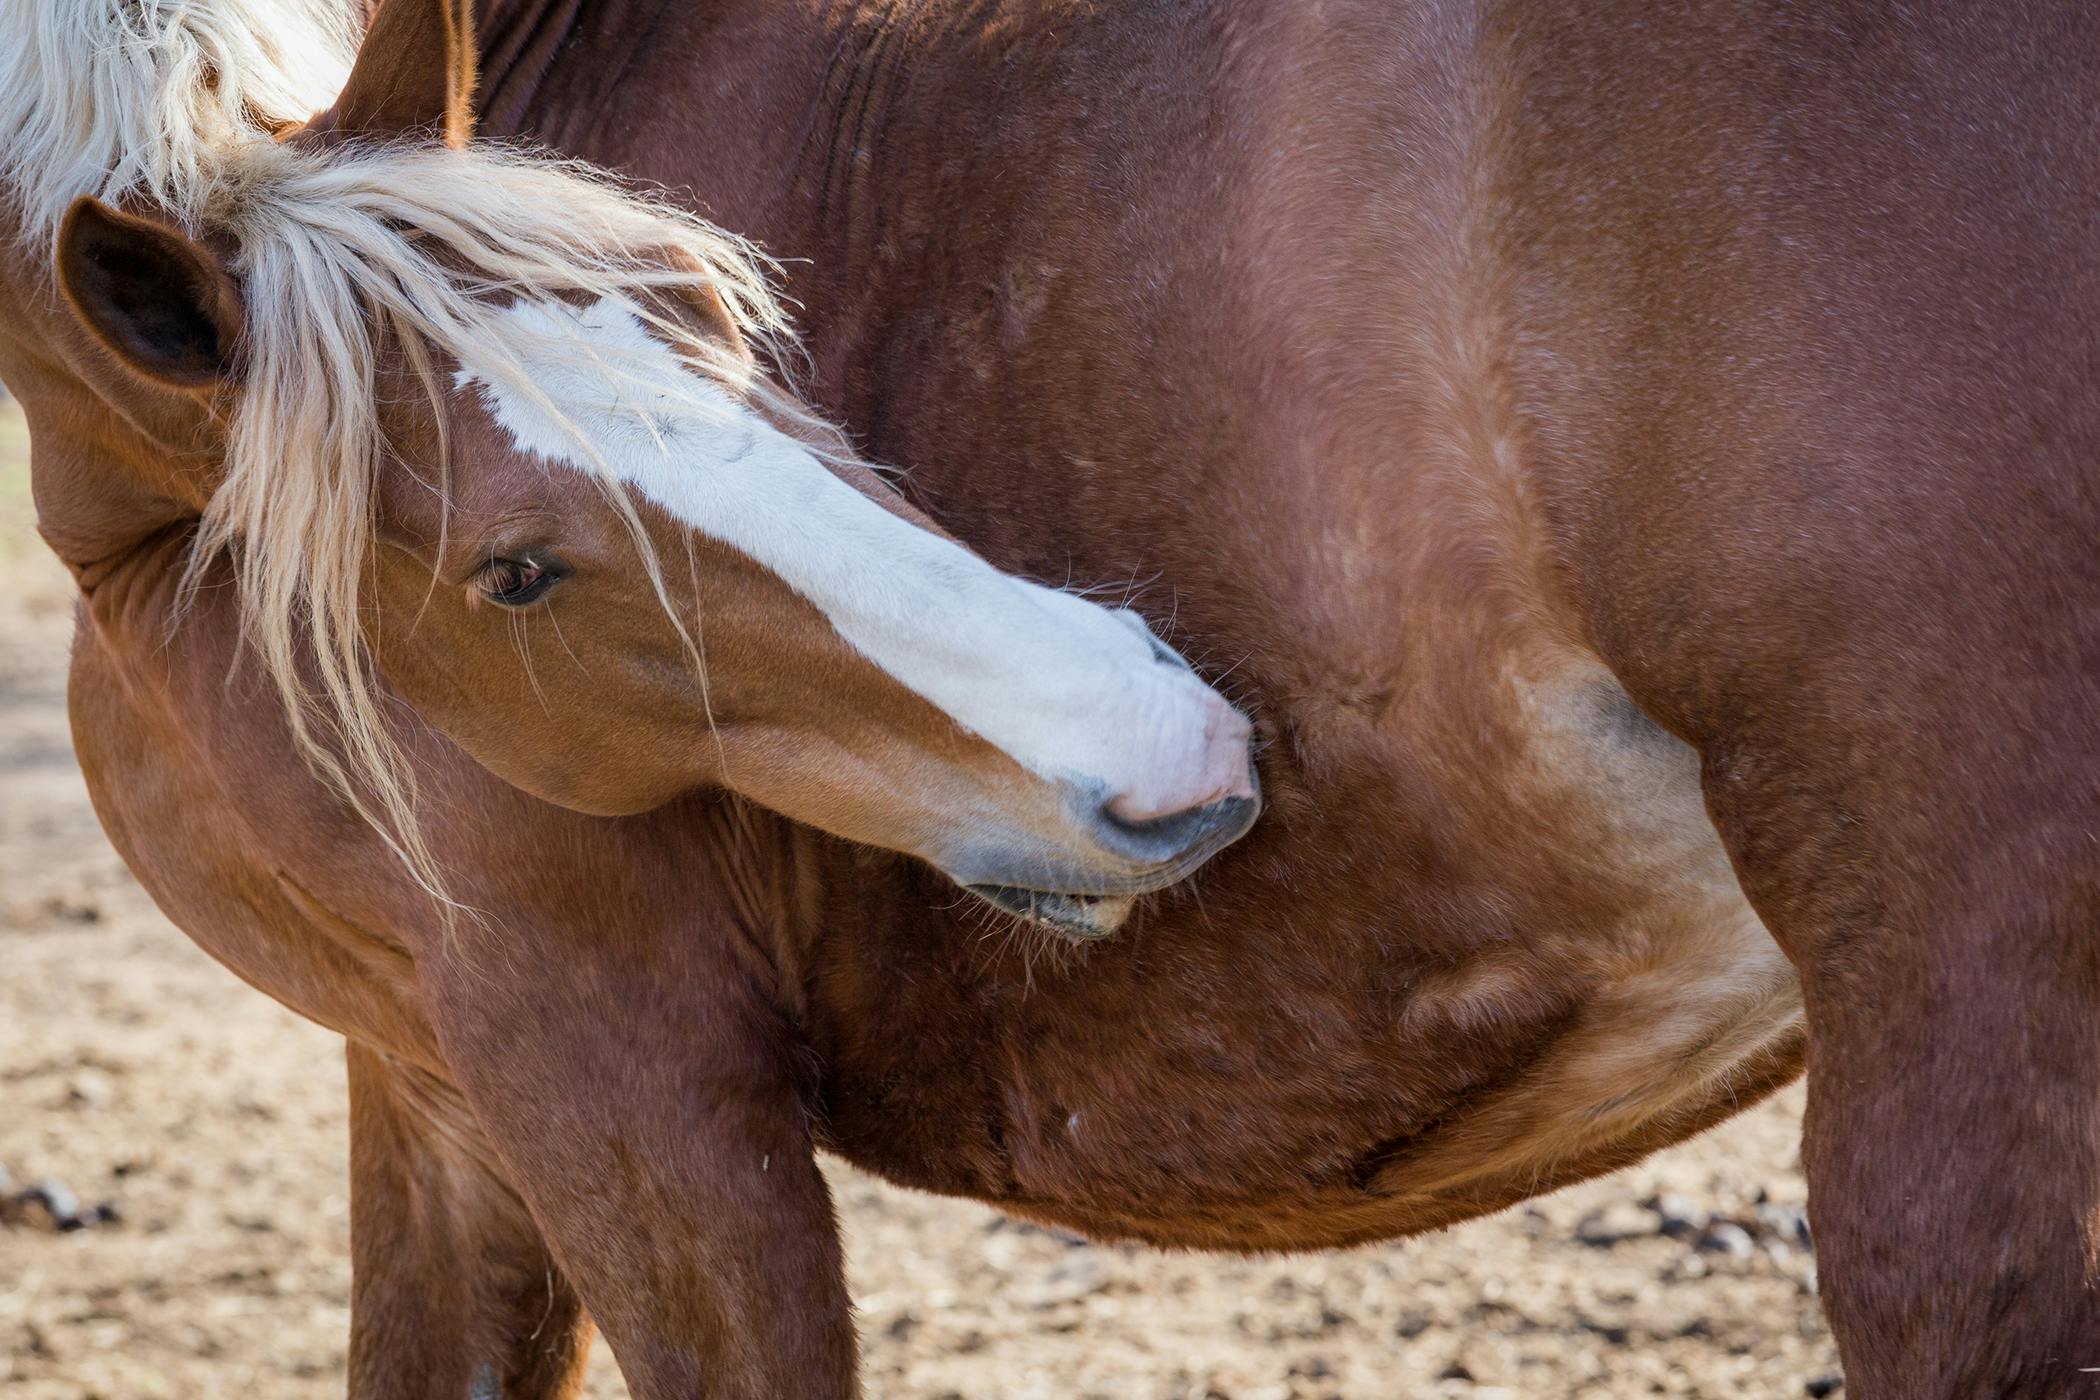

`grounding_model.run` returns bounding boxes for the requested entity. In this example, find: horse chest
[65,618,436,1061]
